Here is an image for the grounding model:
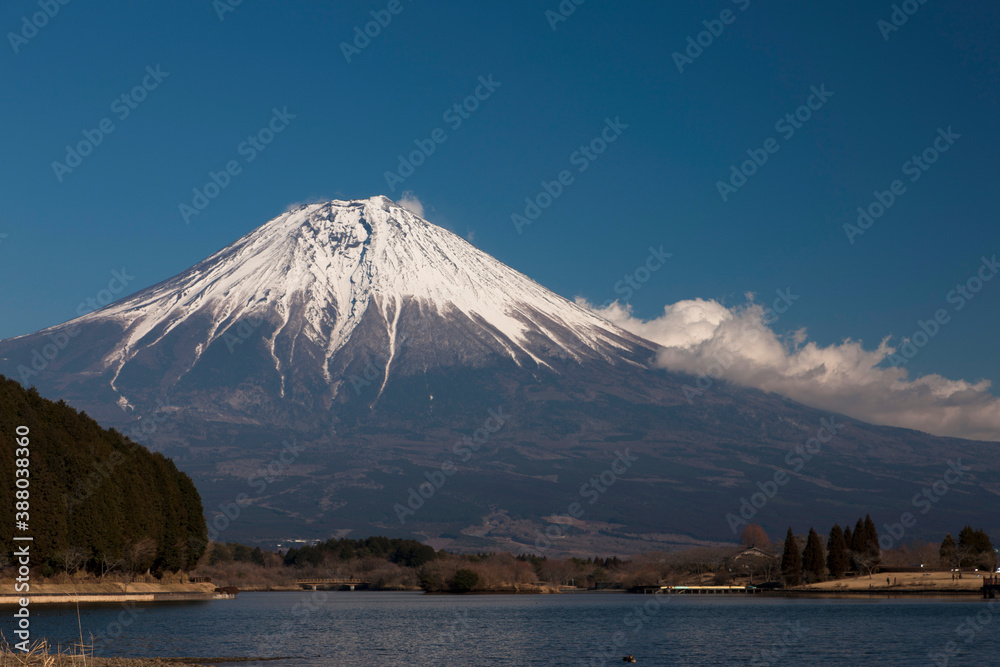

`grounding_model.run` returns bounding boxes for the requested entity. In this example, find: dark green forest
[283,536,438,569]
[0,375,207,575]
